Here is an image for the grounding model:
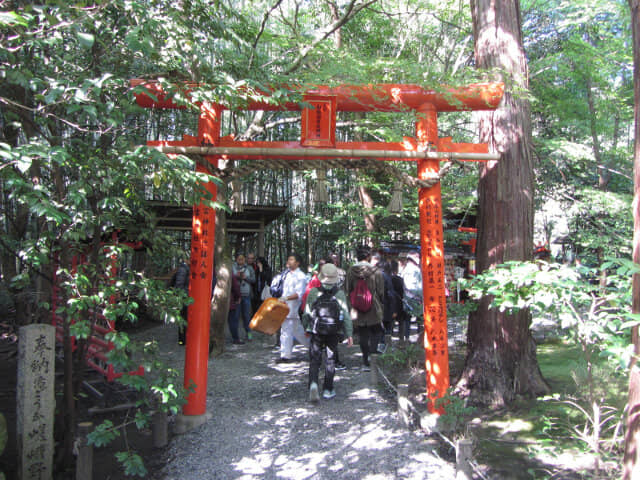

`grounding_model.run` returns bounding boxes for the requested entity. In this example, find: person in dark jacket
[255,256,273,301]
[227,272,244,344]
[169,261,190,345]
[378,259,399,353]
[389,259,406,341]
[345,246,384,371]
